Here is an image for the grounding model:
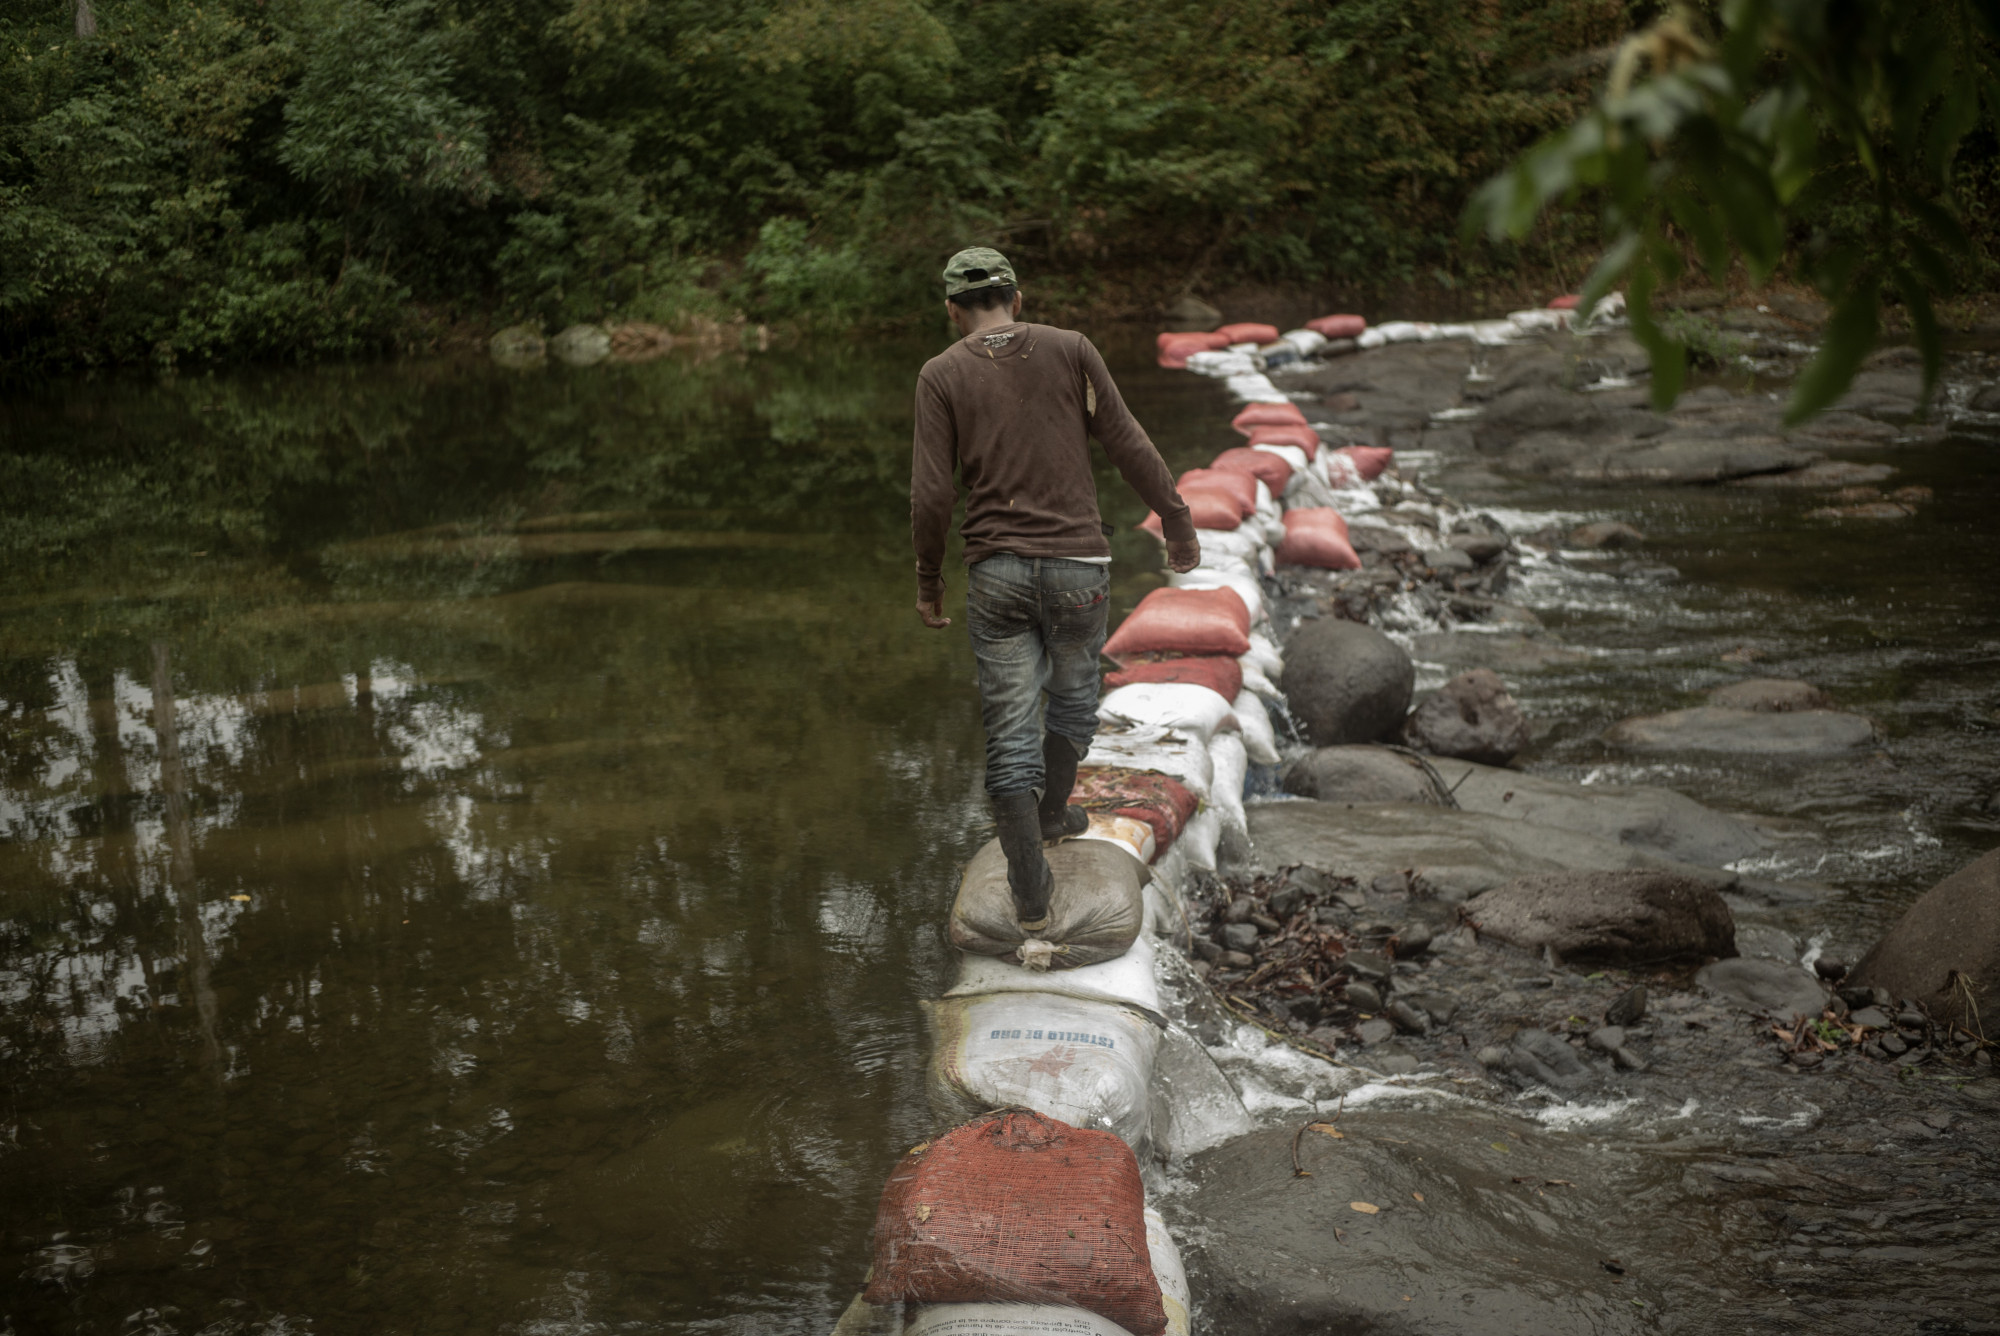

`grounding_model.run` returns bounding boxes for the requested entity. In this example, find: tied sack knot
[1017,939,1057,971]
